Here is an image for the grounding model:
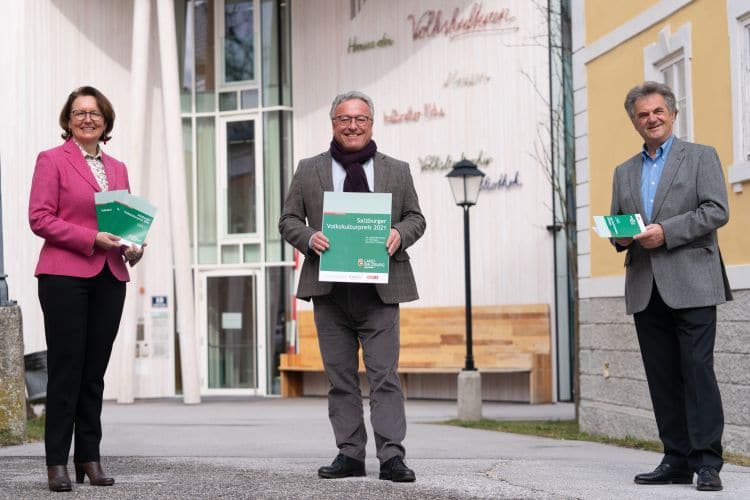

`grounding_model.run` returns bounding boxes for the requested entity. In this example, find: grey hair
[624,81,677,119]
[329,91,374,119]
